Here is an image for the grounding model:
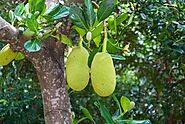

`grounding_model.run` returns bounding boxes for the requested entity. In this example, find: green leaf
[130,120,151,124]
[77,117,88,123]
[108,16,115,29]
[15,53,25,60]
[177,24,185,29]
[92,22,103,39]
[9,10,16,25]
[23,28,35,37]
[69,6,88,31]
[52,34,72,46]
[112,94,122,114]
[80,106,95,123]
[52,6,69,20]
[61,34,72,46]
[26,14,38,32]
[28,0,45,13]
[35,0,46,14]
[84,0,96,29]
[24,3,30,13]
[43,3,60,16]
[94,101,115,124]
[72,25,86,37]
[24,39,41,52]
[111,54,125,60]
[0,99,7,105]
[43,4,69,21]
[97,0,115,22]
[120,96,131,114]
[14,3,25,16]
[121,119,152,124]
[88,47,101,67]
[28,0,36,13]
[93,35,101,47]
[114,0,119,5]
[116,13,128,25]
[126,12,134,26]
[107,39,122,54]
[72,118,78,124]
